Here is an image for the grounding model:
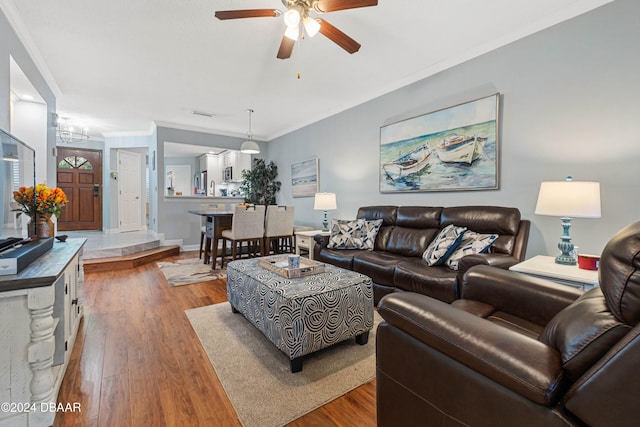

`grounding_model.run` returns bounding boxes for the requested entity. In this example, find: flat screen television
[1,128,36,248]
